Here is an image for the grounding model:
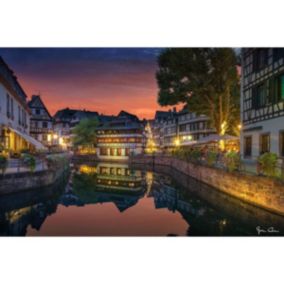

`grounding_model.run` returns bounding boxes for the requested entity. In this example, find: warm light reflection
[79,165,97,174]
